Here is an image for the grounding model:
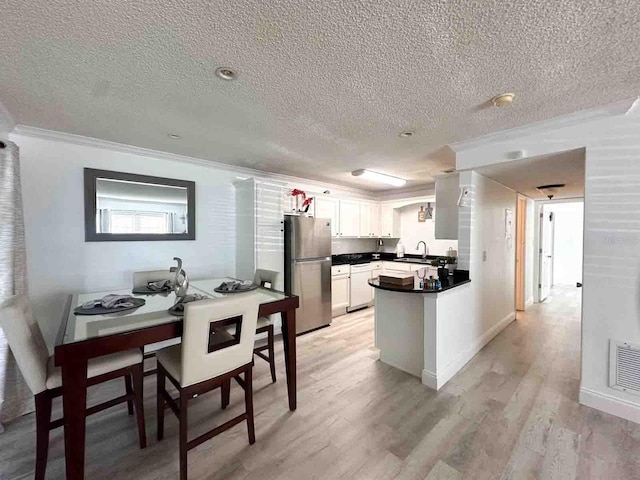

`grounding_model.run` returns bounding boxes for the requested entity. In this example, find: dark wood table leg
[280,309,297,411]
[61,359,89,480]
